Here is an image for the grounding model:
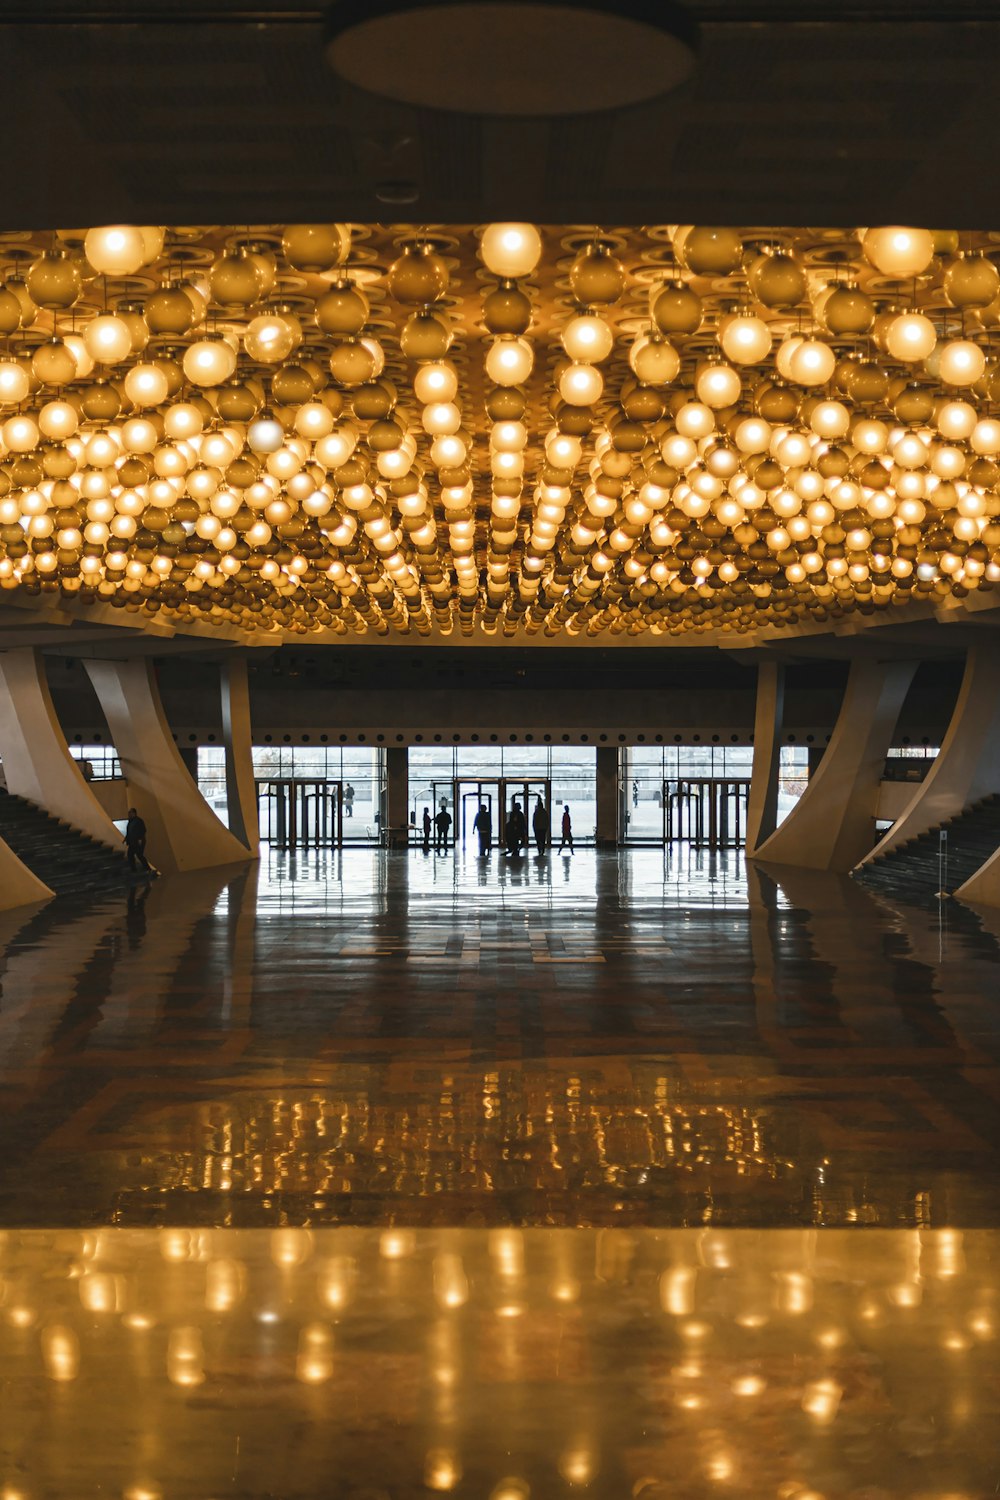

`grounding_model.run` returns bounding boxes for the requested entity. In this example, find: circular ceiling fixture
[323,0,698,116]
